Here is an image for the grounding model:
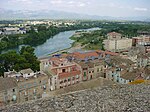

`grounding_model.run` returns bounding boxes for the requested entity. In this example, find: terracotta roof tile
[58,71,81,79]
